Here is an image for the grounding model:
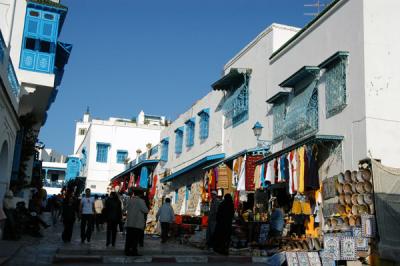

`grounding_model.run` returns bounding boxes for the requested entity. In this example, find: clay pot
[364,193,373,205]
[351,171,358,182]
[345,170,352,183]
[364,181,373,193]
[339,194,346,205]
[357,194,365,205]
[351,194,359,205]
[337,173,345,184]
[361,169,372,181]
[356,182,366,193]
[344,183,352,194]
